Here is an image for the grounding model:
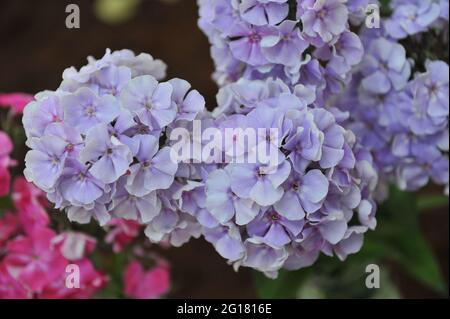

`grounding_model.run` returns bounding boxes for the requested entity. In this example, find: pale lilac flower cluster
[335,32,449,194]
[22,49,205,246]
[330,0,449,194]
[200,78,378,277]
[198,0,449,197]
[384,0,449,39]
[197,0,366,103]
